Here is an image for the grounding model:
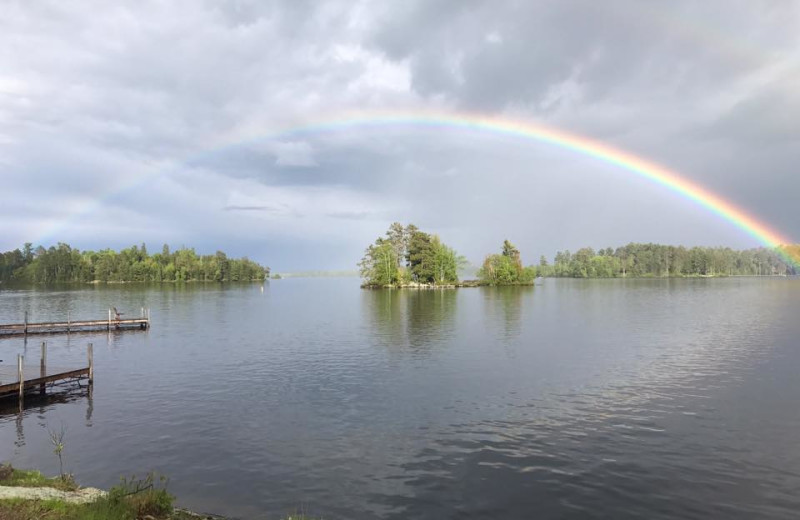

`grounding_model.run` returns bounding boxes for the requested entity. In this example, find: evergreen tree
[478,240,536,285]
[359,223,462,286]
